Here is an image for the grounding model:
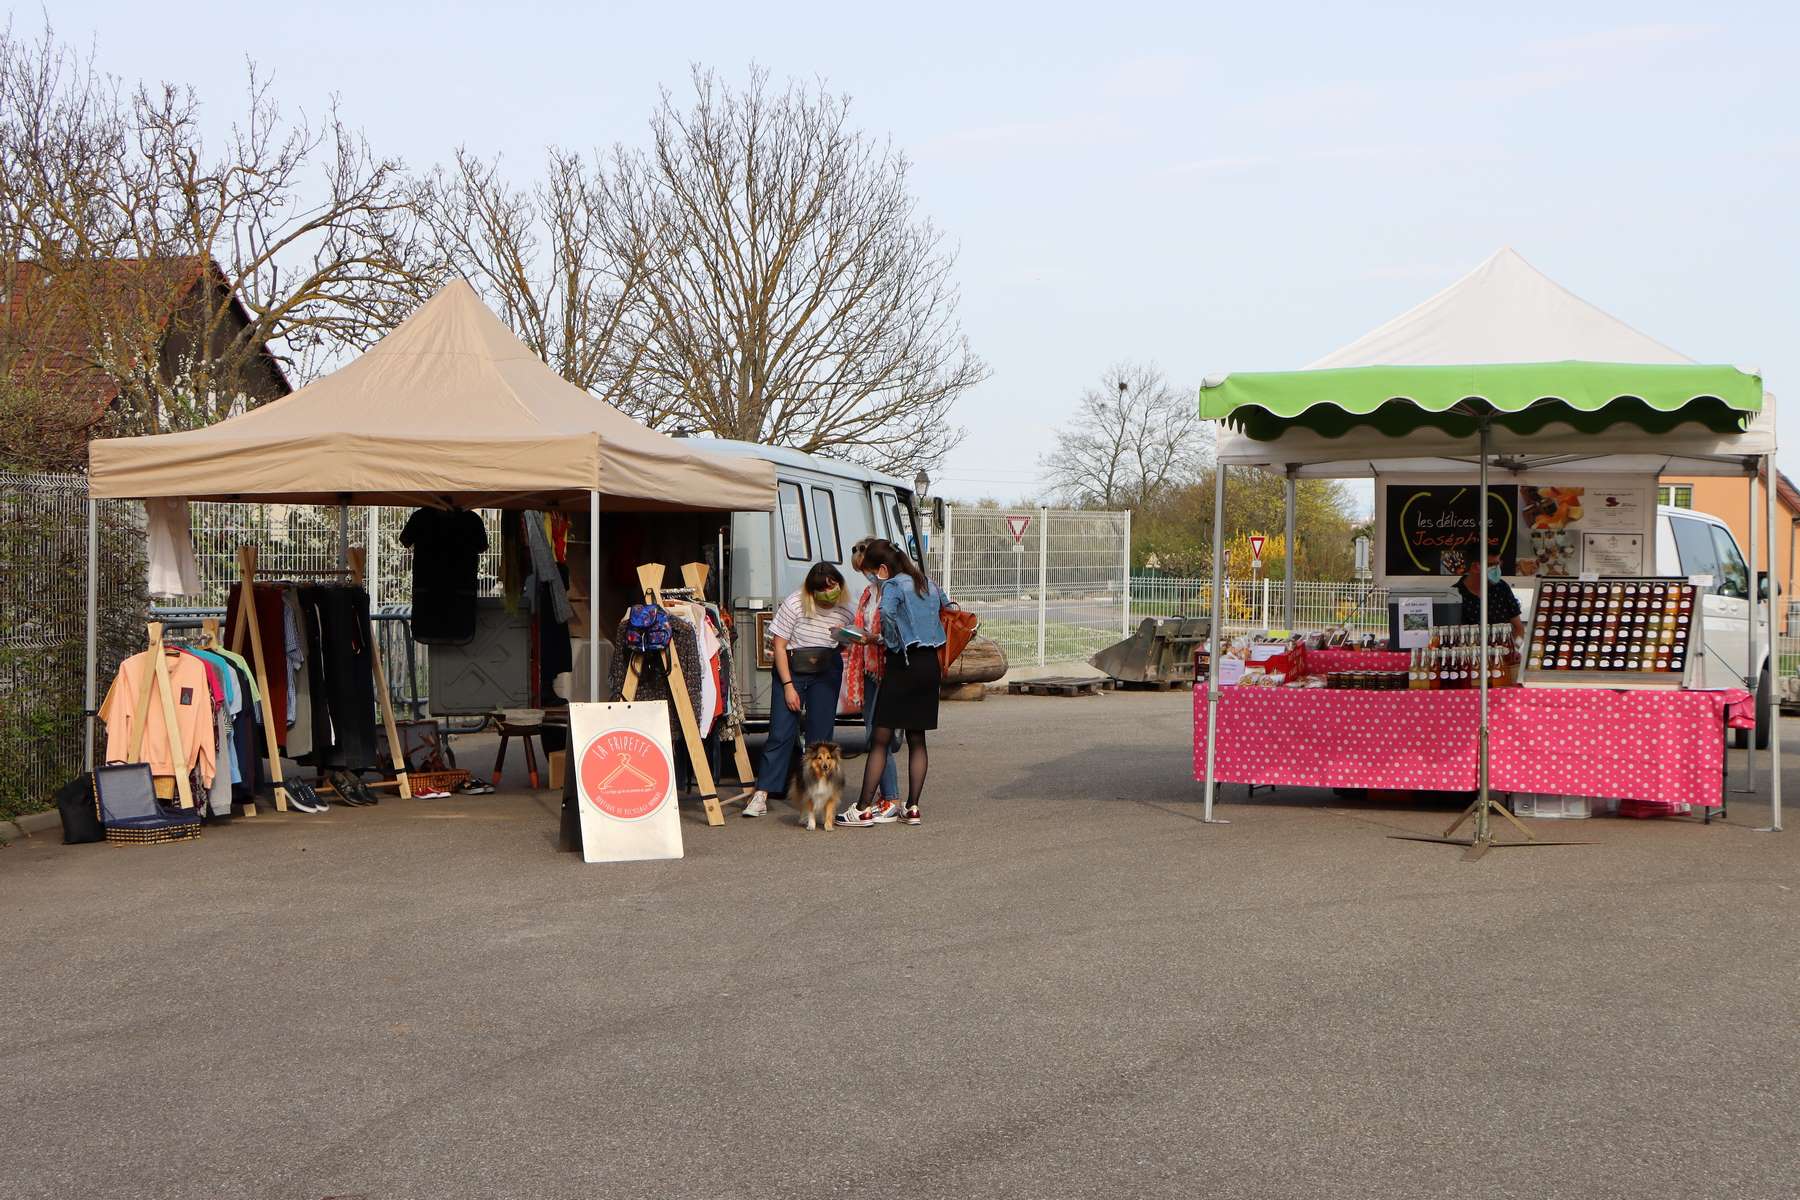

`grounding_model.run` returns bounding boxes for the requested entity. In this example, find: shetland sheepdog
[797,742,844,831]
